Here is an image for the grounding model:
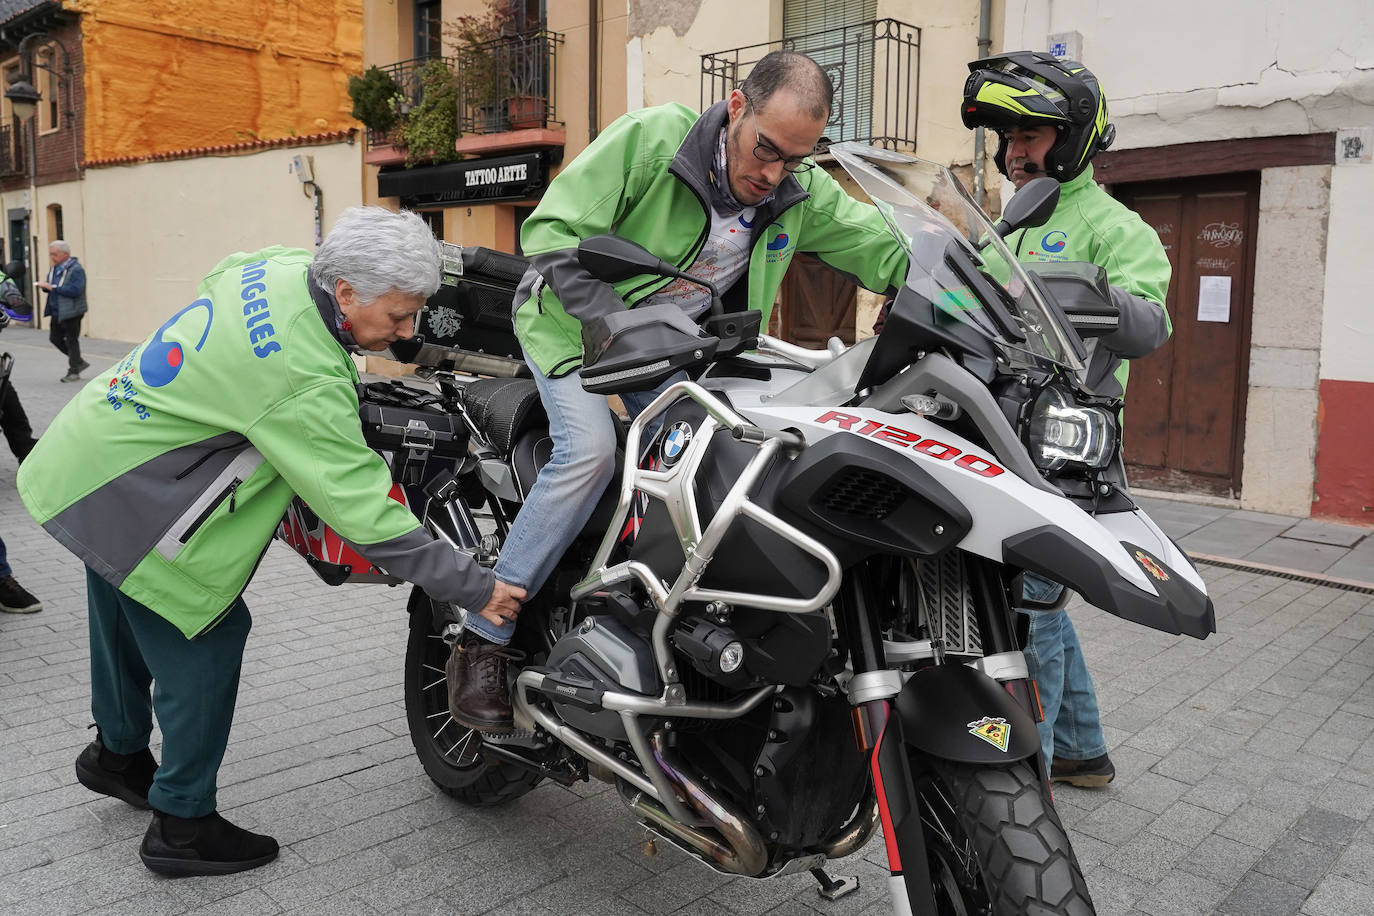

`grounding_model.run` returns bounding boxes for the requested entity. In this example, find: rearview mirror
[577,235,680,283]
[994,177,1060,238]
